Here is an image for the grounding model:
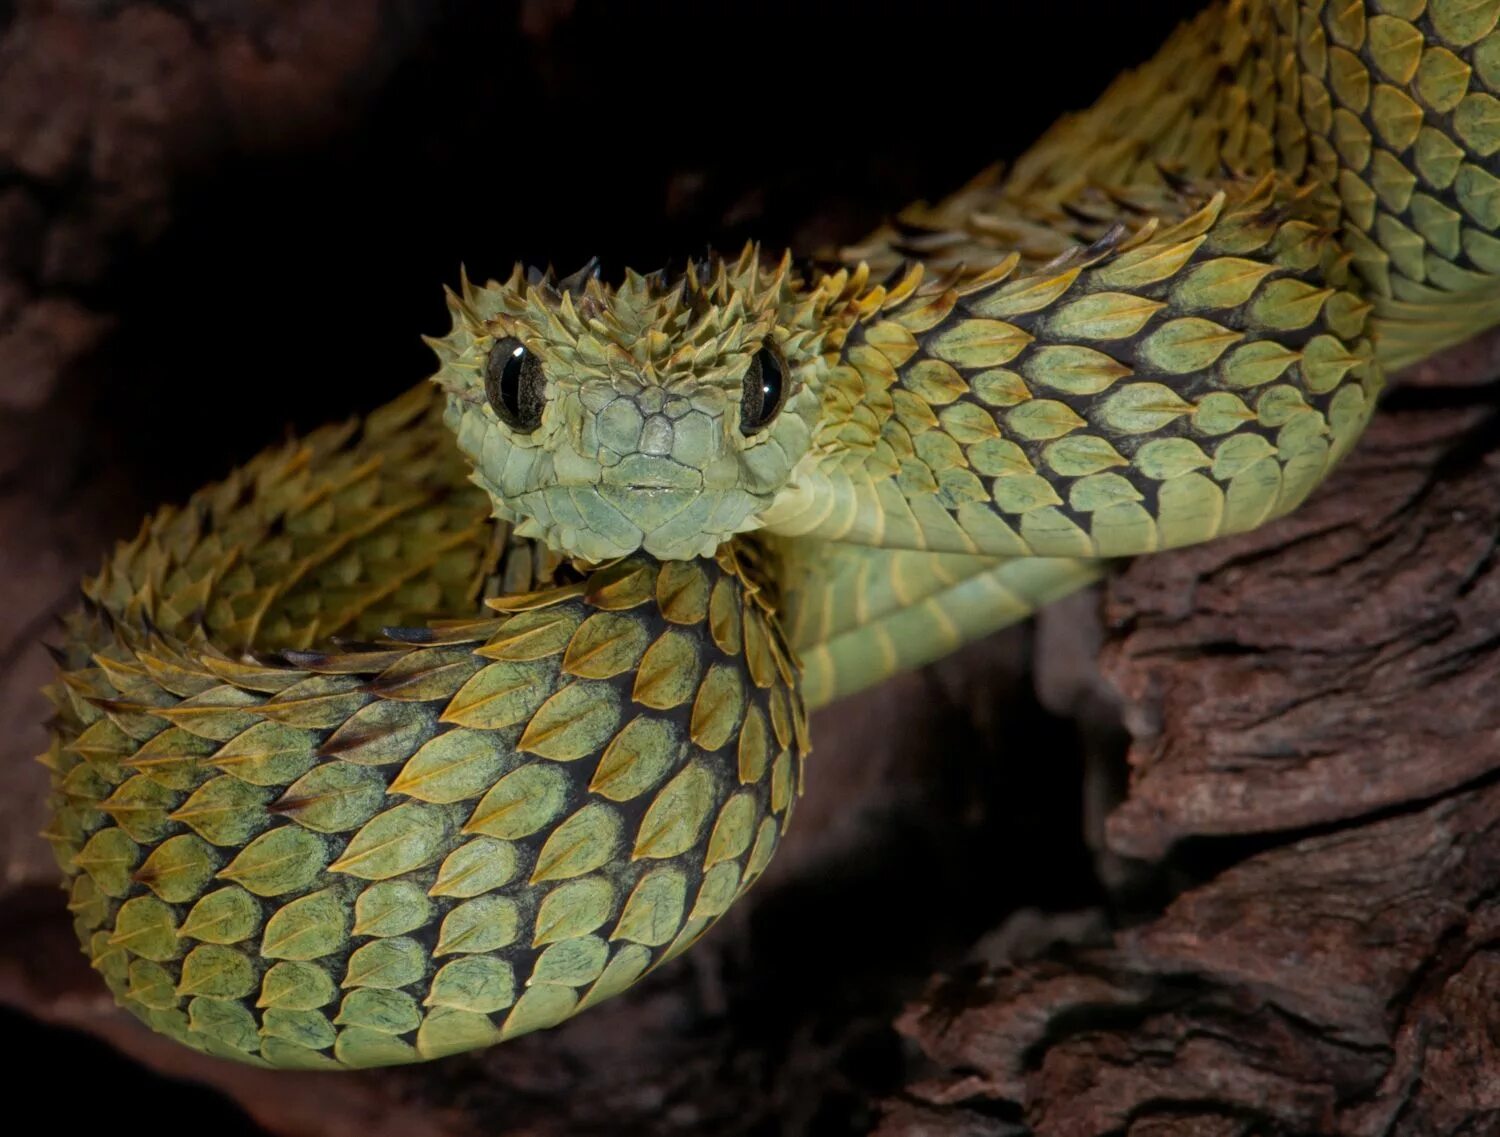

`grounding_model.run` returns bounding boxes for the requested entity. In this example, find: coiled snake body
[42,0,1500,1068]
